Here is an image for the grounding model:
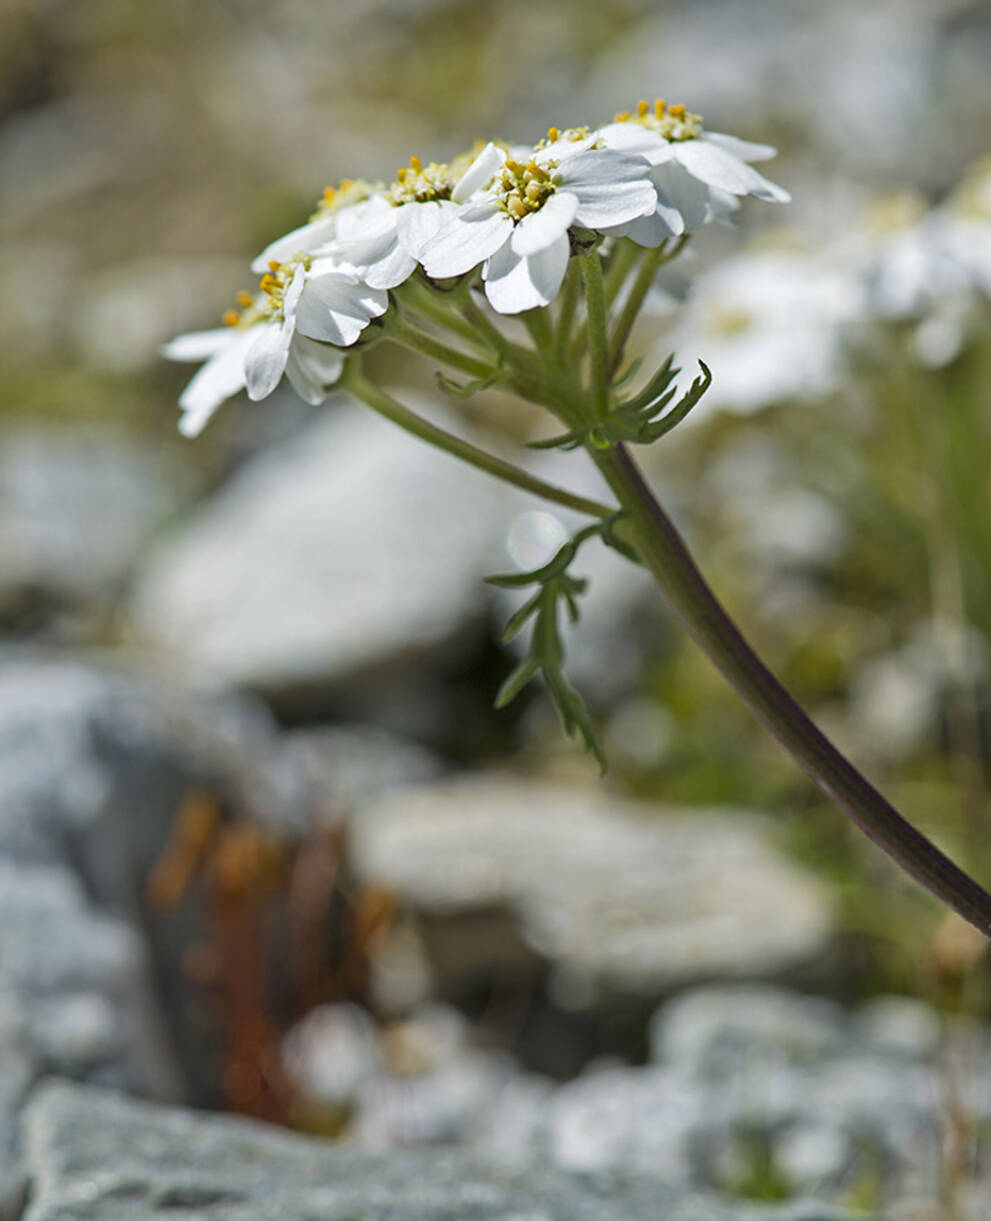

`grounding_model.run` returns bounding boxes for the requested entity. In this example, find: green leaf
[500,588,543,643]
[494,654,542,708]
